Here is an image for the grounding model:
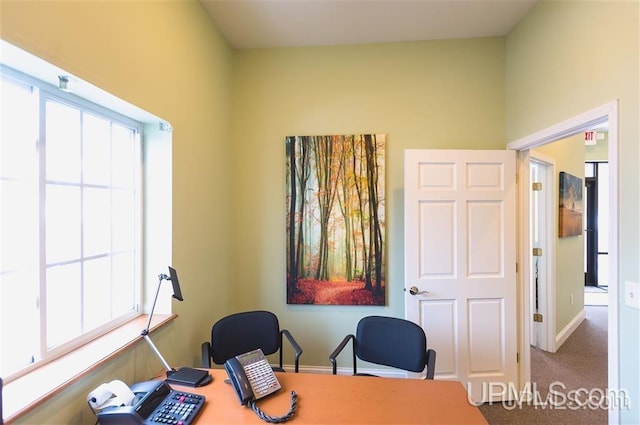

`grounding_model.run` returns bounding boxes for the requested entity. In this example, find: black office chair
[329,315,436,379]
[201,310,303,372]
